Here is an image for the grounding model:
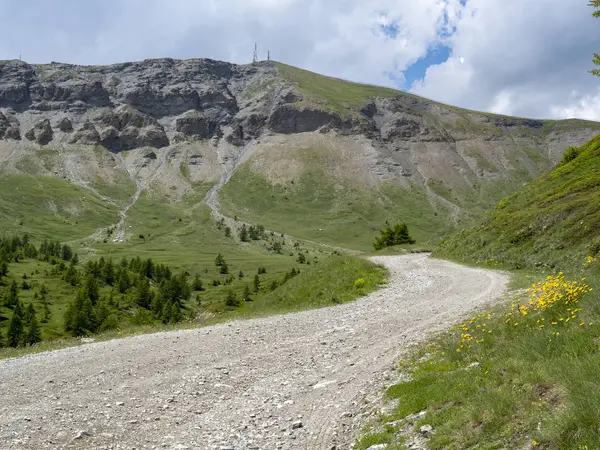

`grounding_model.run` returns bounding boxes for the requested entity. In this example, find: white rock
[420,424,435,438]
